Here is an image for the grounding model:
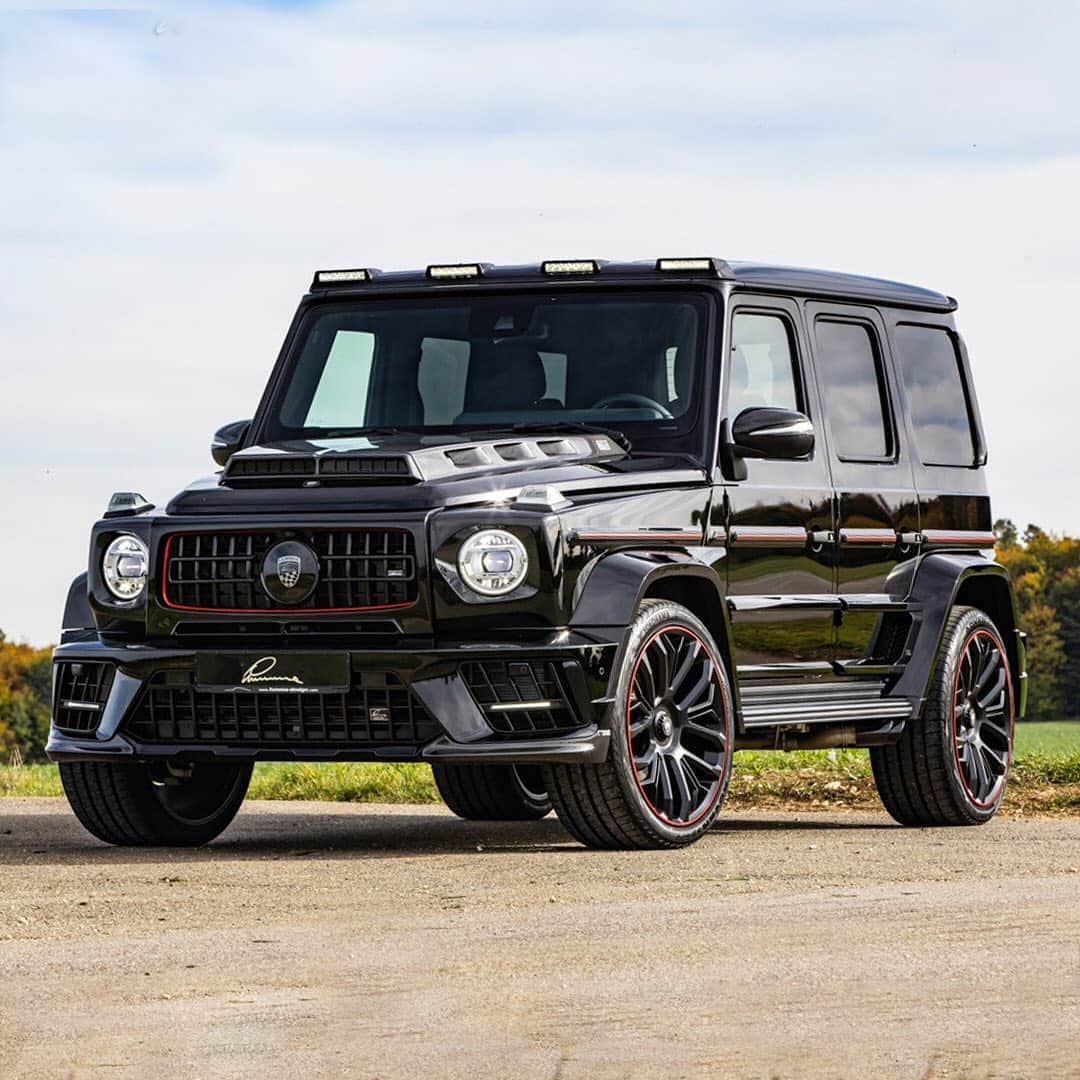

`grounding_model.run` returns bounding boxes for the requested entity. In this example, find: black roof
[310,259,956,312]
